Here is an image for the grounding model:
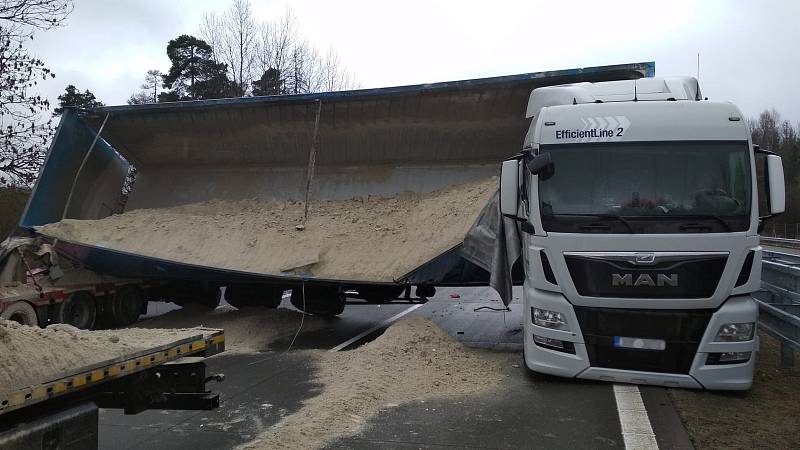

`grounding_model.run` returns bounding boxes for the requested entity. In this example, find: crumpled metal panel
[19,109,129,227]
